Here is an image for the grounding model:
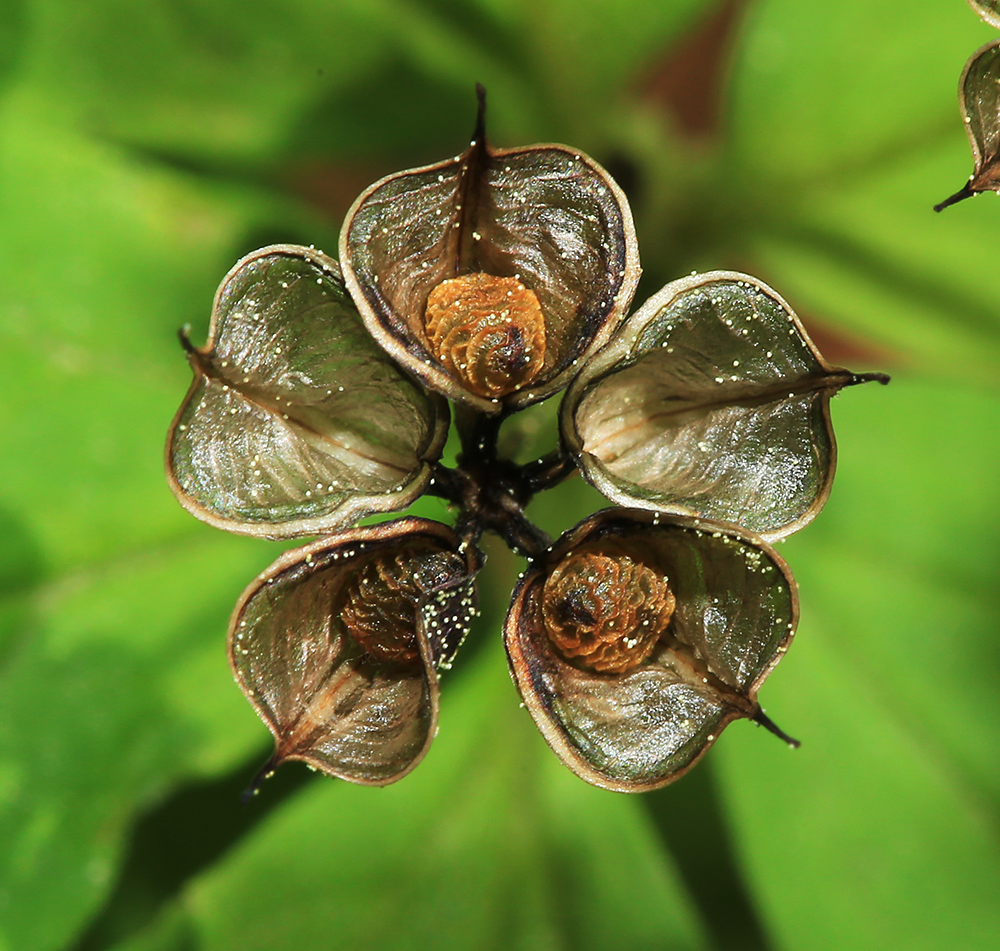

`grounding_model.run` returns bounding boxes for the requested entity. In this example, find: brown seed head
[542,543,676,674]
[424,272,546,399]
[340,550,428,665]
